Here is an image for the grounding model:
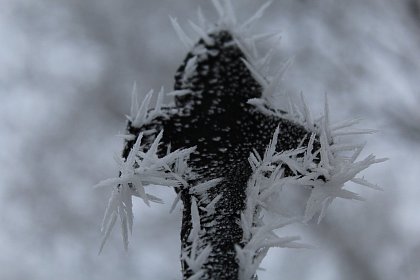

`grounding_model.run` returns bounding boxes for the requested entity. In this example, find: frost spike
[251,31,281,43]
[245,38,259,63]
[241,58,268,88]
[319,120,332,172]
[93,177,124,189]
[189,20,213,45]
[235,37,258,63]
[202,194,222,214]
[99,211,117,254]
[247,98,276,116]
[350,142,366,163]
[130,81,138,121]
[170,17,193,51]
[152,86,165,117]
[142,130,163,163]
[259,236,301,249]
[100,190,119,233]
[263,57,293,101]
[167,89,192,97]
[257,46,276,72]
[144,193,164,204]
[184,240,212,274]
[183,56,198,86]
[337,189,365,201]
[211,0,224,19]
[189,178,223,195]
[329,143,364,152]
[132,179,150,206]
[374,157,389,163]
[193,245,212,270]
[132,90,153,127]
[197,7,207,30]
[317,197,333,224]
[119,205,129,250]
[332,128,378,136]
[300,92,313,128]
[351,177,384,191]
[96,127,196,253]
[186,270,205,280]
[122,185,134,234]
[188,197,201,242]
[331,117,363,131]
[264,125,280,162]
[324,93,332,141]
[222,0,237,26]
[116,133,136,141]
[241,1,273,30]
